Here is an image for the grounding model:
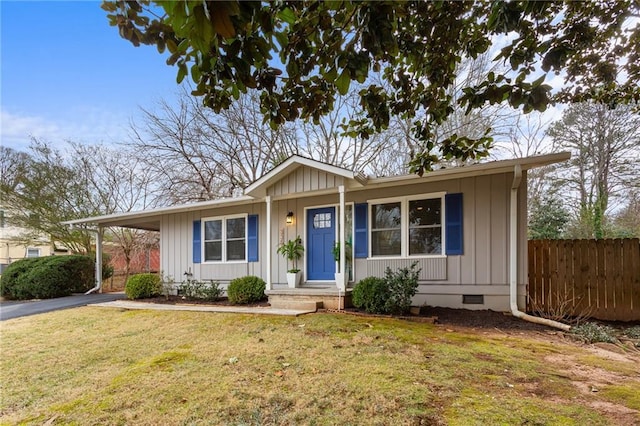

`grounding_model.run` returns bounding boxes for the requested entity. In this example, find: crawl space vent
[463,295,484,305]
